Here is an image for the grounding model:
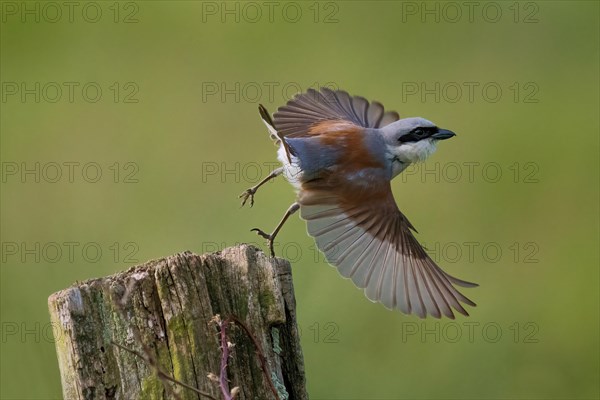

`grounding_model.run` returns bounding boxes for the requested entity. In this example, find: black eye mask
[398,126,438,143]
